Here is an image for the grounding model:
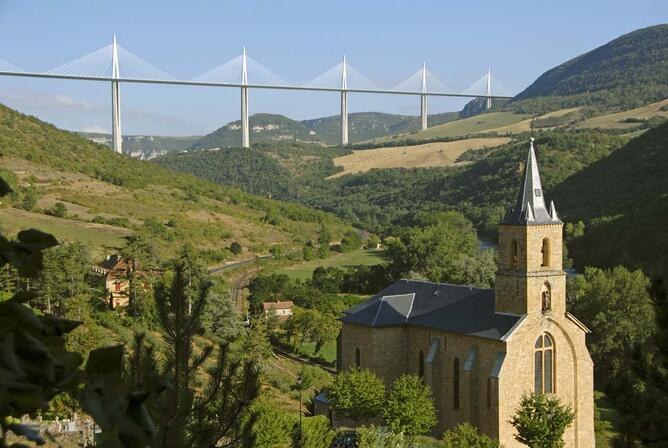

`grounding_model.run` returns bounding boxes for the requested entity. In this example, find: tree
[293,416,336,448]
[568,266,655,379]
[510,393,575,448]
[50,201,67,218]
[318,224,332,247]
[270,244,285,260]
[248,396,295,448]
[340,230,362,253]
[152,262,260,447]
[386,212,478,283]
[328,368,385,421]
[455,249,497,288]
[383,374,437,436]
[230,241,243,255]
[441,423,501,448]
[366,234,381,250]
